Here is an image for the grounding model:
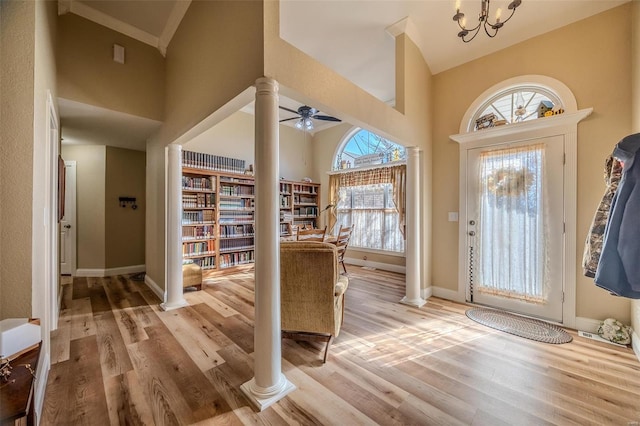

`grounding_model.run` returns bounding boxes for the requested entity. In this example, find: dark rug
[466,307,573,344]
